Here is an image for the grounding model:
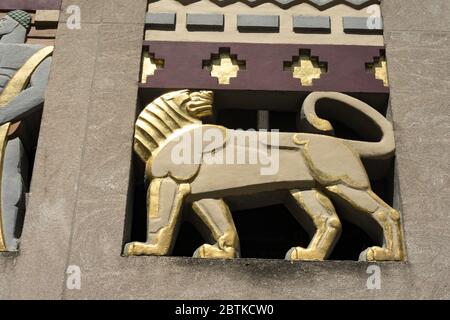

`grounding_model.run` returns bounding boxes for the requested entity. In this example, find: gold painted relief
[125,90,404,262]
